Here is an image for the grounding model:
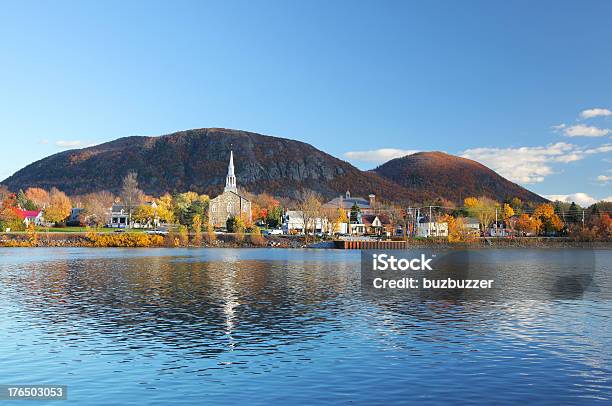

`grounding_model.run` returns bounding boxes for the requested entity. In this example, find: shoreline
[0,232,610,249]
